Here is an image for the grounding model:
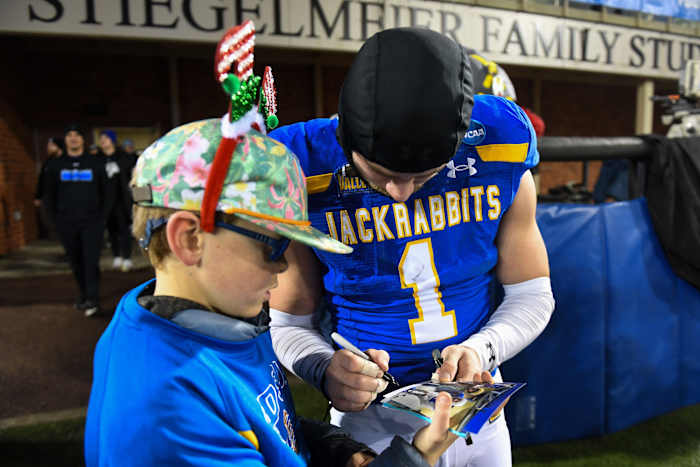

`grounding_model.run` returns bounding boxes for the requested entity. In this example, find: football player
[269,27,554,467]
